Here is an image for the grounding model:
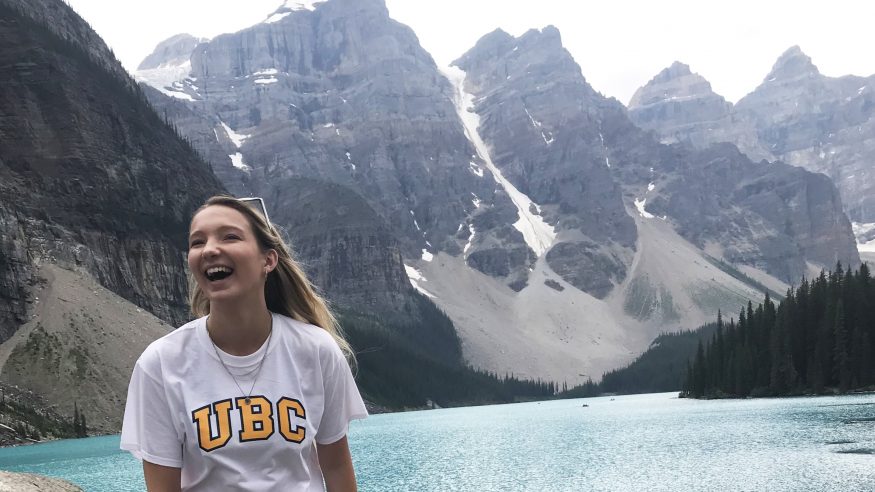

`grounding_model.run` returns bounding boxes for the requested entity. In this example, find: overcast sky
[65,0,875,104]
